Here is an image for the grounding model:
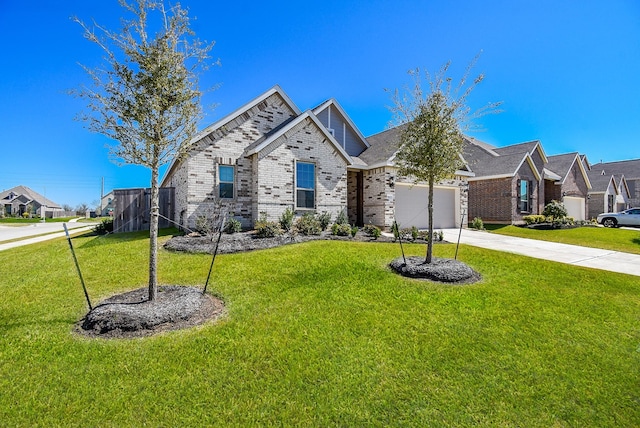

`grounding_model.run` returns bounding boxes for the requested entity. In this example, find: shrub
[195,215,213,235]
[434,230,444,242]
[223,217,242,234]
[94,218,114,235]
[317,212,332,231]
[335,209,349,225]
[295,213,322,236]
[255,213,282,238]
[523,215,546,225]
[363,224,381,240]
[331,223,351,236]
[350,225,359,237]
[543,200,568,220]
[279,207,294,232]
[471,217,484,230]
